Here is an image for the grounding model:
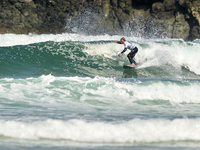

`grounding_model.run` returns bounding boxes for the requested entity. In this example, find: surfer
[115,37,138,67]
